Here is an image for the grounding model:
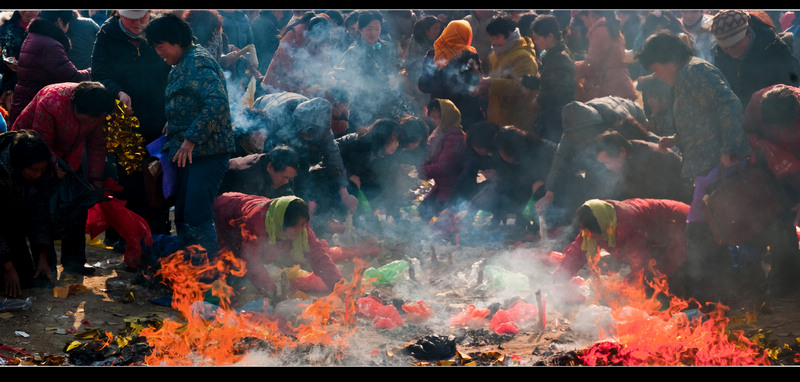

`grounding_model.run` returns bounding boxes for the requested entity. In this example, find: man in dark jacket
[91,10,172,236]
[711,9,800,105]
[218,145,299,199]
[593,130,693,204]
[256,92,357,223]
